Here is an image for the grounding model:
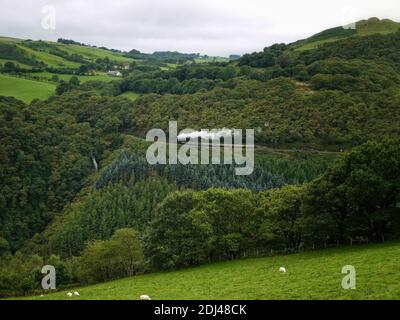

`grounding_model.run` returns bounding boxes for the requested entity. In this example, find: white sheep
[279,267,287,273]
[74,291,80,296]
[140,294,151,300]
[67,292,73,297]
